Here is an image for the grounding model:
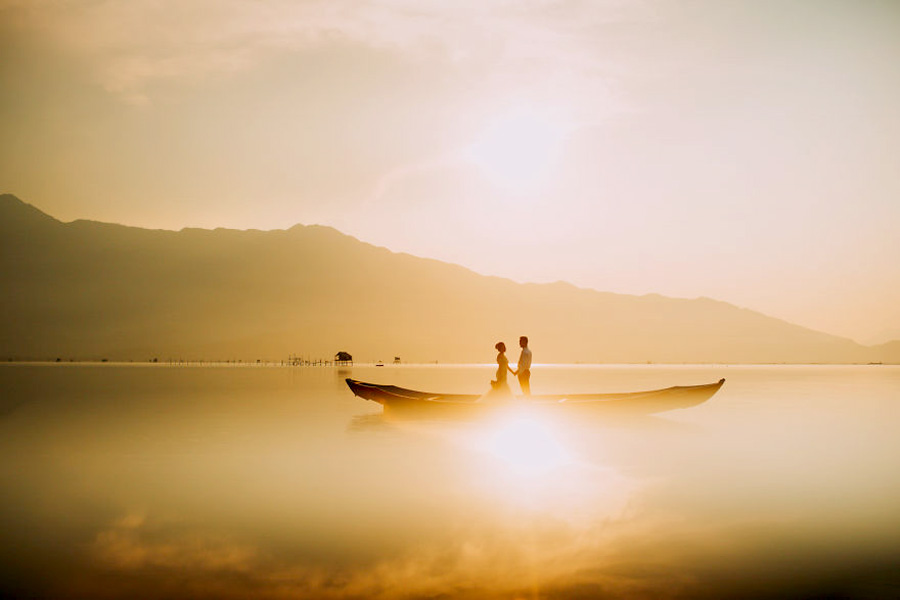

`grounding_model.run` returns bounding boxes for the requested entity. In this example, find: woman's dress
[483,352,512,401]
[496,352,509,384]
